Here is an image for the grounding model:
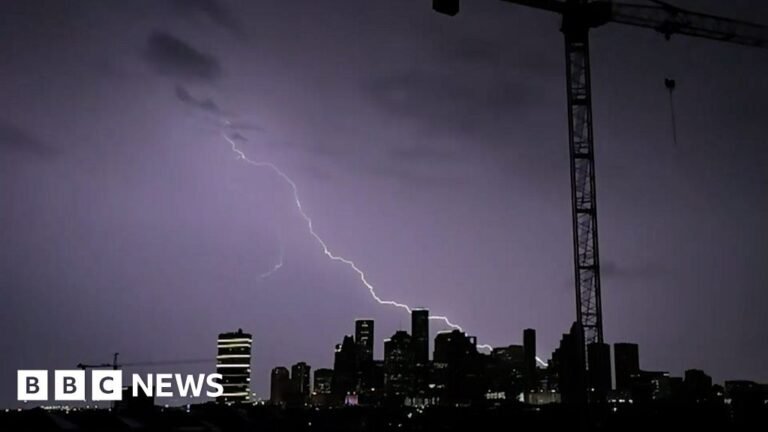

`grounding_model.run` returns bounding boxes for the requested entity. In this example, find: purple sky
[1,0,767,406]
